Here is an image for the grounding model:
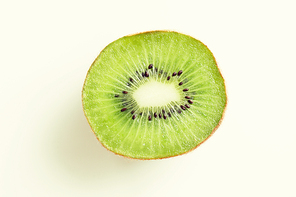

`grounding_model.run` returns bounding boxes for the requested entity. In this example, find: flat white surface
[1,0,296,196]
